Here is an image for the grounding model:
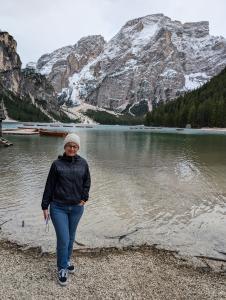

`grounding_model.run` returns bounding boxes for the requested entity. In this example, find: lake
[1,124,226,259]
